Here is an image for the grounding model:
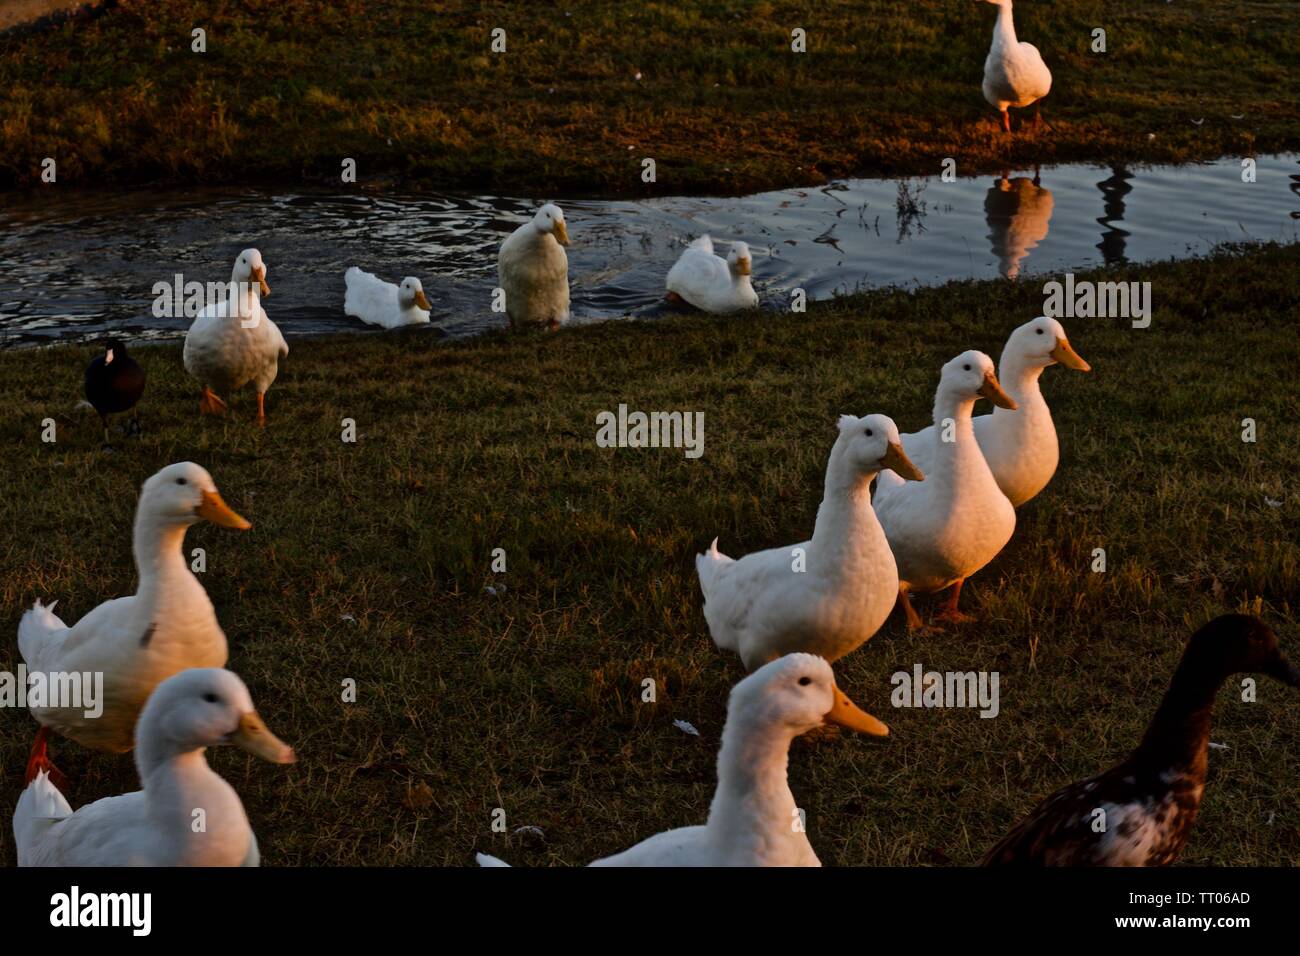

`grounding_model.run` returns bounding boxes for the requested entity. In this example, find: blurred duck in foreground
[979,0,1052,133]
[982,615,1300,865]
[19,463,251,780]
[14,669,295,866]
[666,235,759,313]
[478,654,885,866]
[697,414,922,671]
[874,351,1018,629]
